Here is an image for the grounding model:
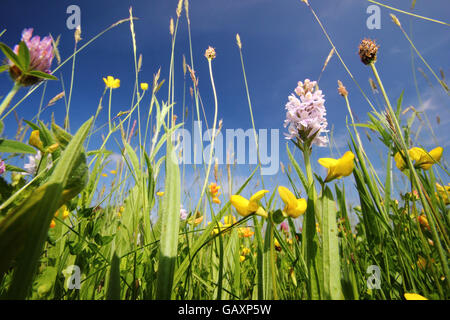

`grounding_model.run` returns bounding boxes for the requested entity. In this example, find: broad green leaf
[106,253,121,300]
[0,139,36,154]
[0,42,23,71]
[18,41,30,71]
[156,133,181,300]
[319,186,343,300]
[4,117,92,299]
